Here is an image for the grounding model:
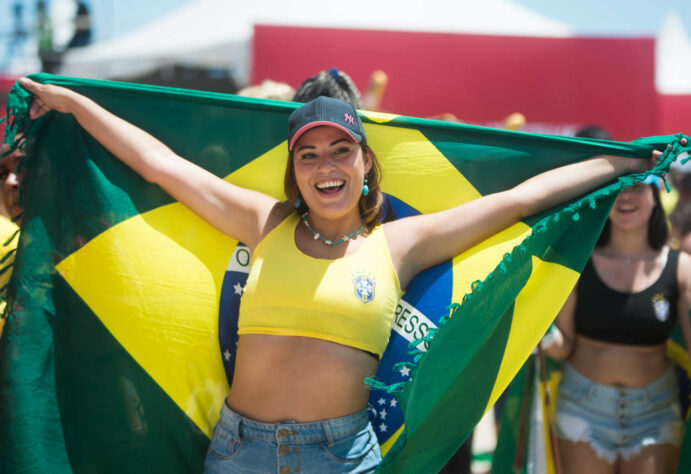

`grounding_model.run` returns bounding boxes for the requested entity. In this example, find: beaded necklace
[301,212,365,246]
